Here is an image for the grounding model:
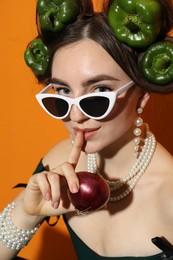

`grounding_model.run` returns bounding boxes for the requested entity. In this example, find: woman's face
[51,39,144,154]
